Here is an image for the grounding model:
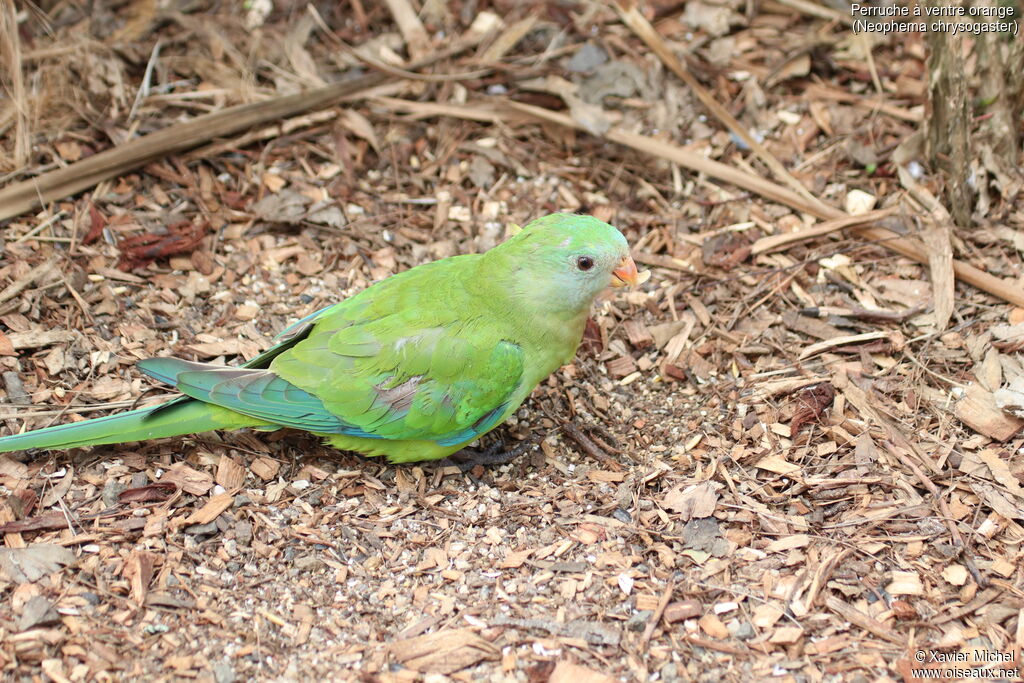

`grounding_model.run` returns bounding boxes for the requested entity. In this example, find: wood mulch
[1,1,1022,681]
